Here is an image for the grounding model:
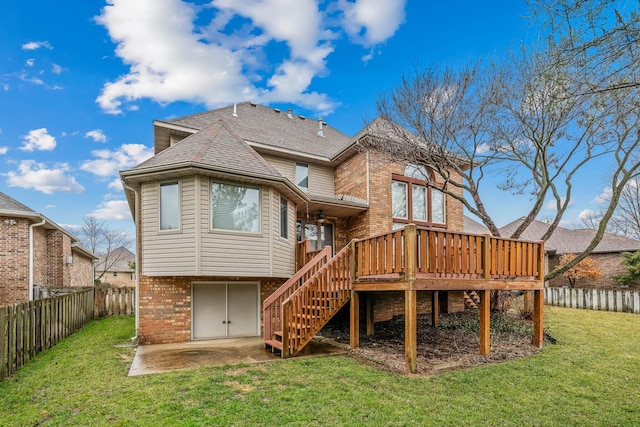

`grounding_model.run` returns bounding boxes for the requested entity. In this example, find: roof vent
[274,108,280,113]
[317,117,324,137]
[299,115,306,120]
[287,108,293,119]
[232,103,237,117]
